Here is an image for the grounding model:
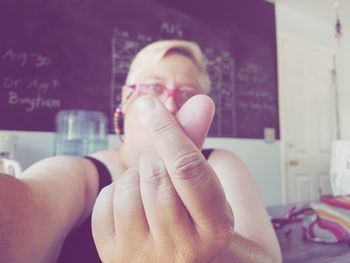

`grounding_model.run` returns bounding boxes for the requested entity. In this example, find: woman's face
[122,53,202,148]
